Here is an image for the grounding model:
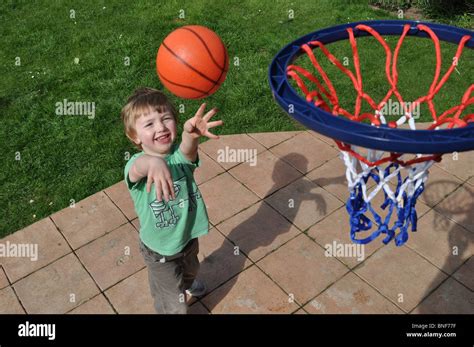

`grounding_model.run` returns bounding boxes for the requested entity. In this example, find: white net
[341,112,437,246]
